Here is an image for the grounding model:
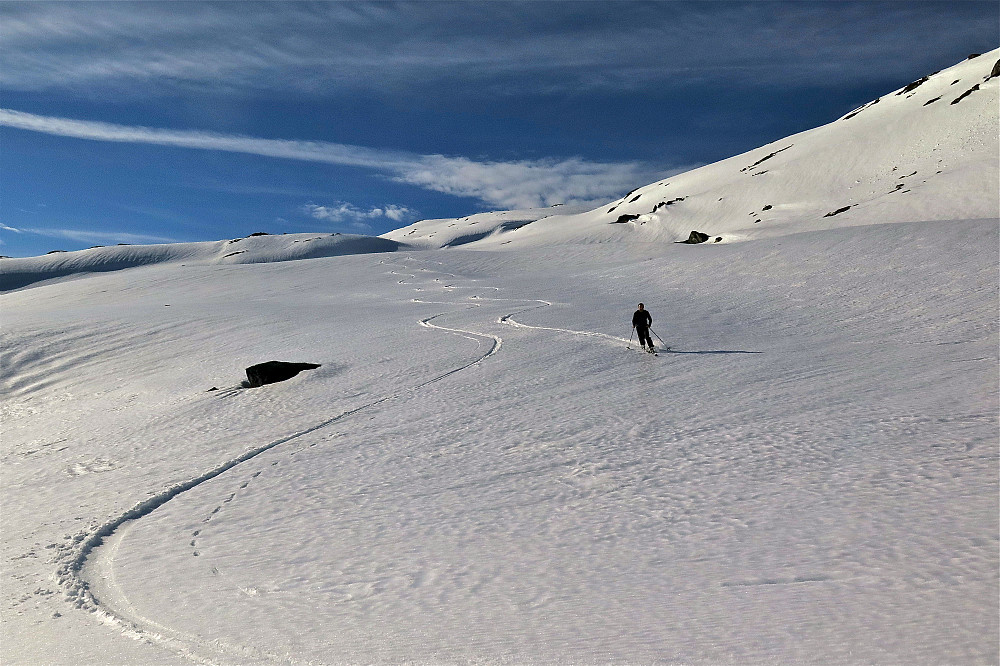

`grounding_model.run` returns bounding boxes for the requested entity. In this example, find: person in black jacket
[632,303,654,352]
